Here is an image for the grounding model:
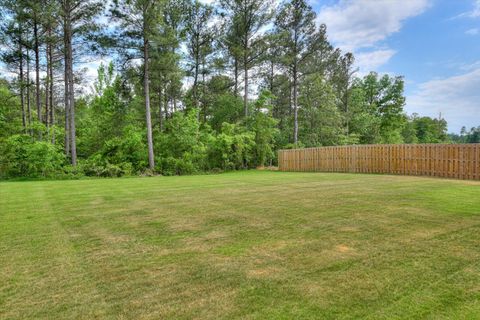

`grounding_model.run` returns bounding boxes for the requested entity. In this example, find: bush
[159,156,196,176]
[208,123,256,170]
[155,109,211,175]
[82,154,133,177]
[0,135,65,178]
[81,125,147,177]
